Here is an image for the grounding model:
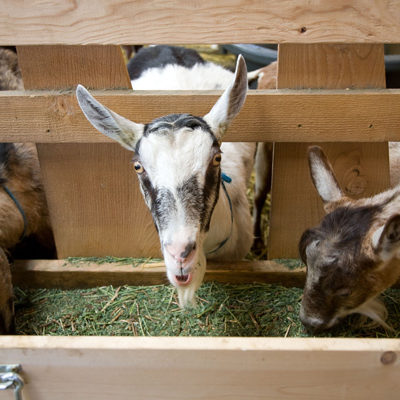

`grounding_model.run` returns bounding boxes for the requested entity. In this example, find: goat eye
[213,153,222,166]
[336,288,351,298]
[133,161,144,174]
